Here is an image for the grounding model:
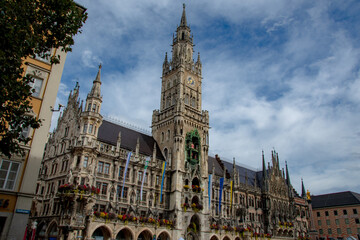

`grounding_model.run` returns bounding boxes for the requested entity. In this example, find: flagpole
[121,152,132,199]
[160,161,167,203]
